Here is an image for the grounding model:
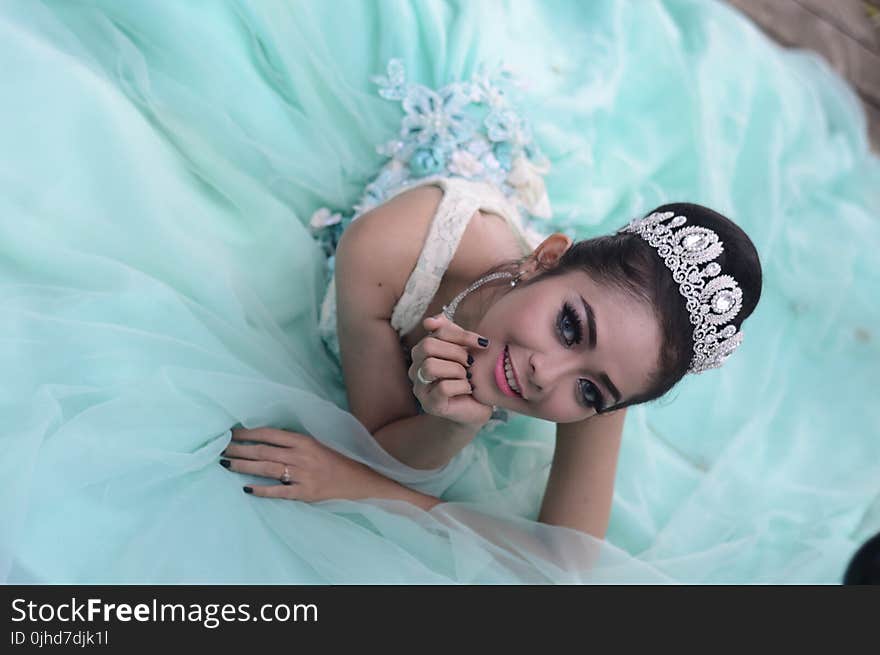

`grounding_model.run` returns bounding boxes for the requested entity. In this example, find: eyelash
[558,301,606,412]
